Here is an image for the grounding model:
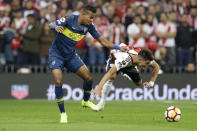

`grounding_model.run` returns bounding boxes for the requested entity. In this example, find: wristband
[149,81,154,87]
[113,44,120,50]
[52,25,57,29]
